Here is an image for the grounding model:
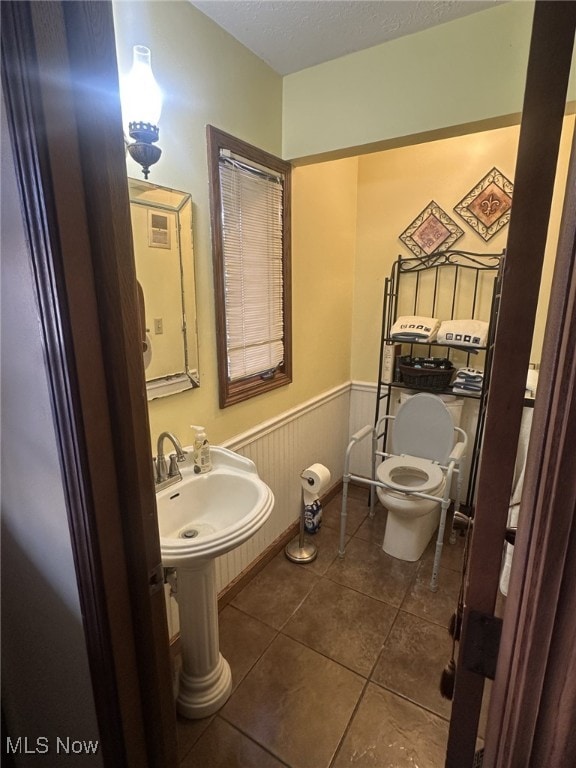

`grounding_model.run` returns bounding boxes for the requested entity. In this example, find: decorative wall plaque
[454,167,513,241]
[399,200,464,258]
